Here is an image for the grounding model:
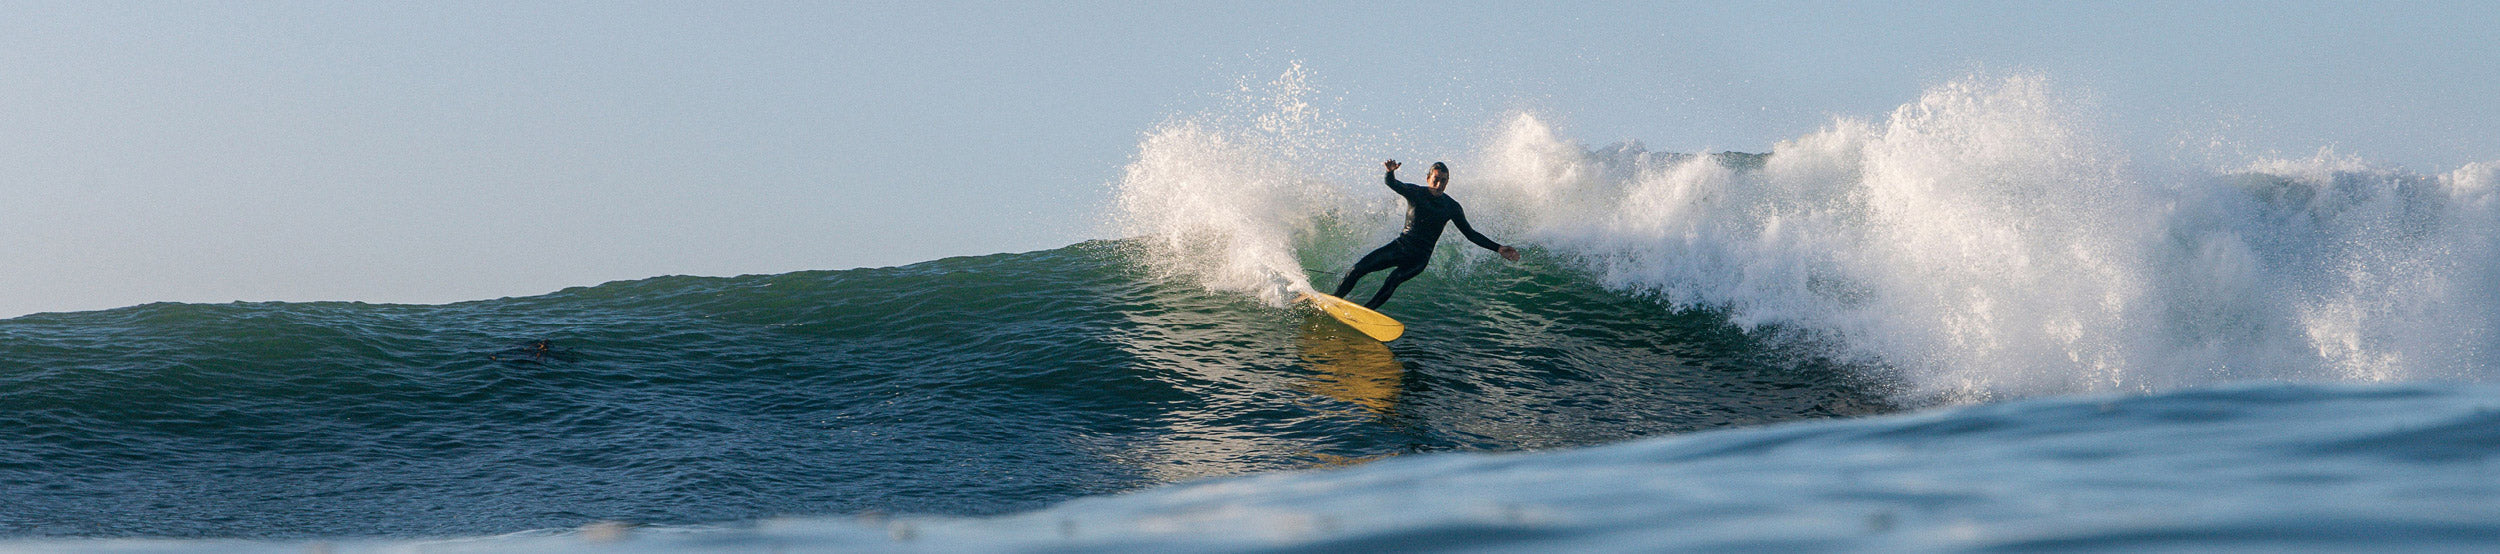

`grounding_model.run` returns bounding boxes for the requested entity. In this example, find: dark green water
[0,240,1889,538]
